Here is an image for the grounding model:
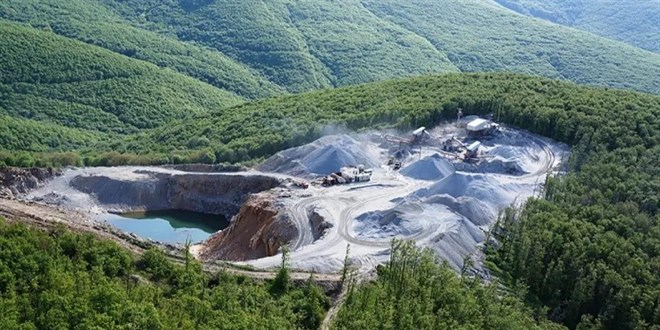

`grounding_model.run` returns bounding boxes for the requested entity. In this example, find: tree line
[0,218,329,329]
